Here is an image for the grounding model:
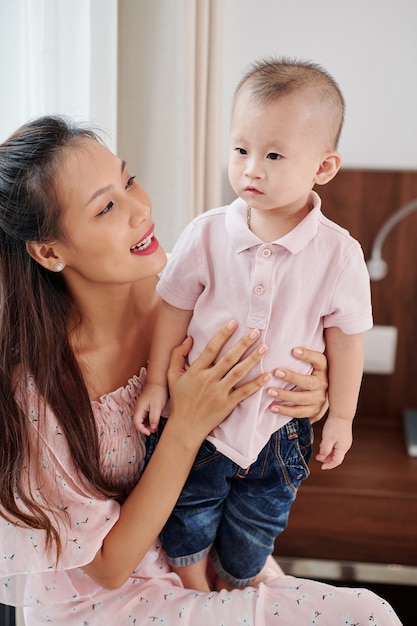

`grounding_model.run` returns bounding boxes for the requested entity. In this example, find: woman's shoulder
[14,365,147,414]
